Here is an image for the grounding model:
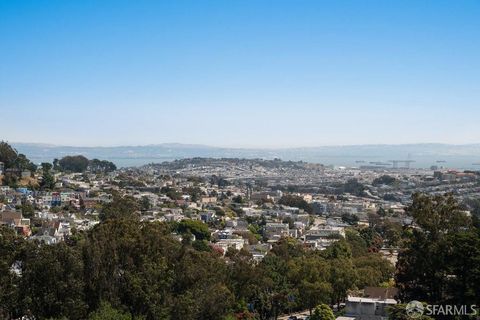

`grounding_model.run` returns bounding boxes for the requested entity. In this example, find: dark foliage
[58,155,117,173]
[59,155,90,172]
[278,195,313,214]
